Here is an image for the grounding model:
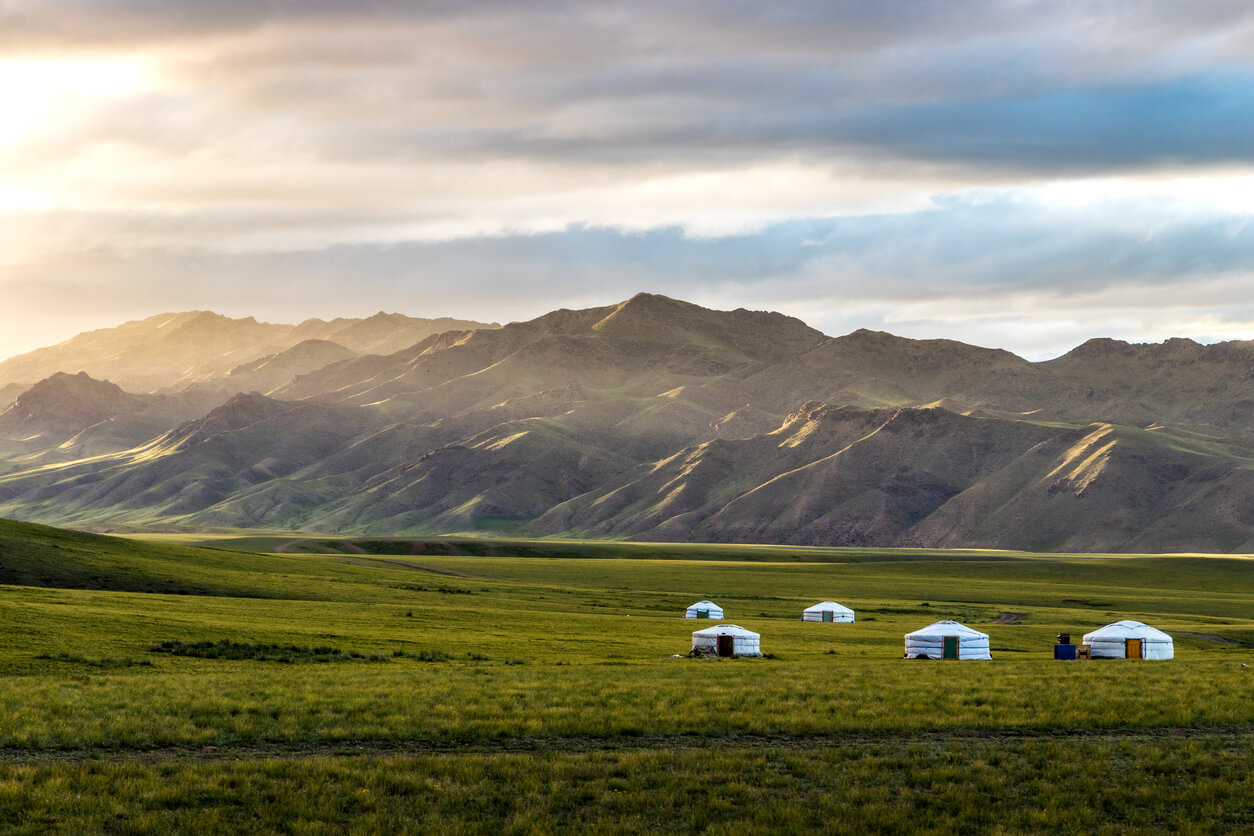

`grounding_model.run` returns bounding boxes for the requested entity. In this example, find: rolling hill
[2,293,1254,552]
[0,517,307,596]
